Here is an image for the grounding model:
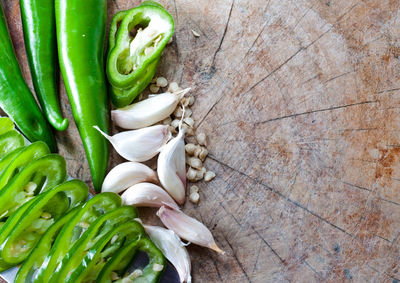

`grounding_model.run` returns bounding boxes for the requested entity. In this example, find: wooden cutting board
[2,0,400,282]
